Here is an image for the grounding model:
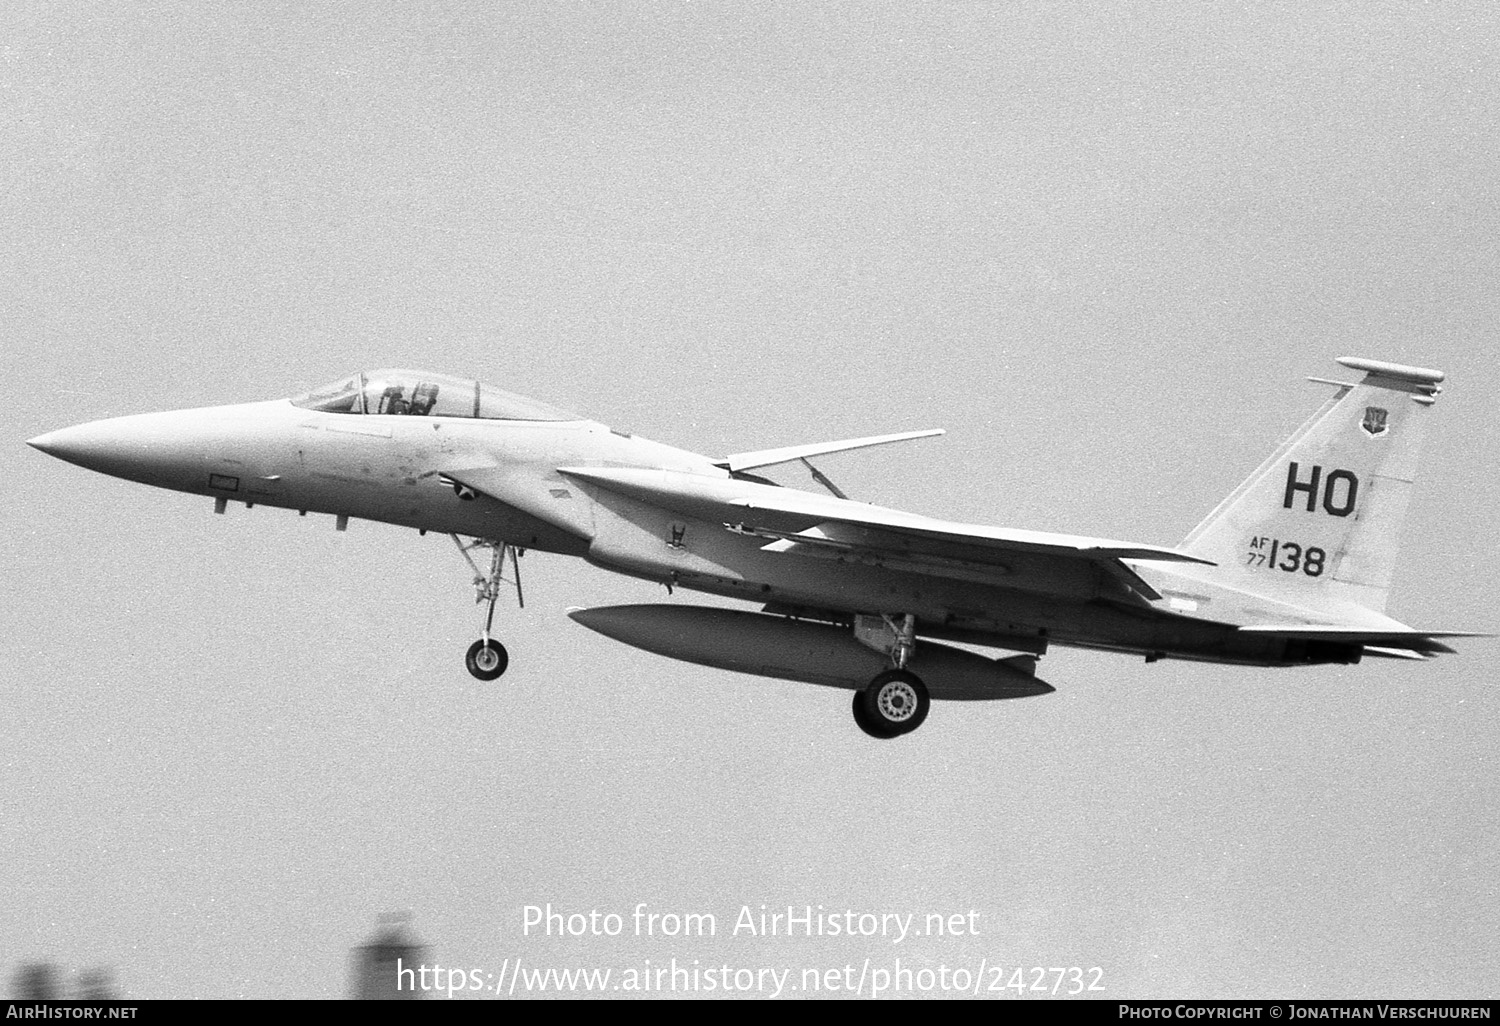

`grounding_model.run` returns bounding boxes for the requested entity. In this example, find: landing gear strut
[851,613,931,738]
[452,535,523,681]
